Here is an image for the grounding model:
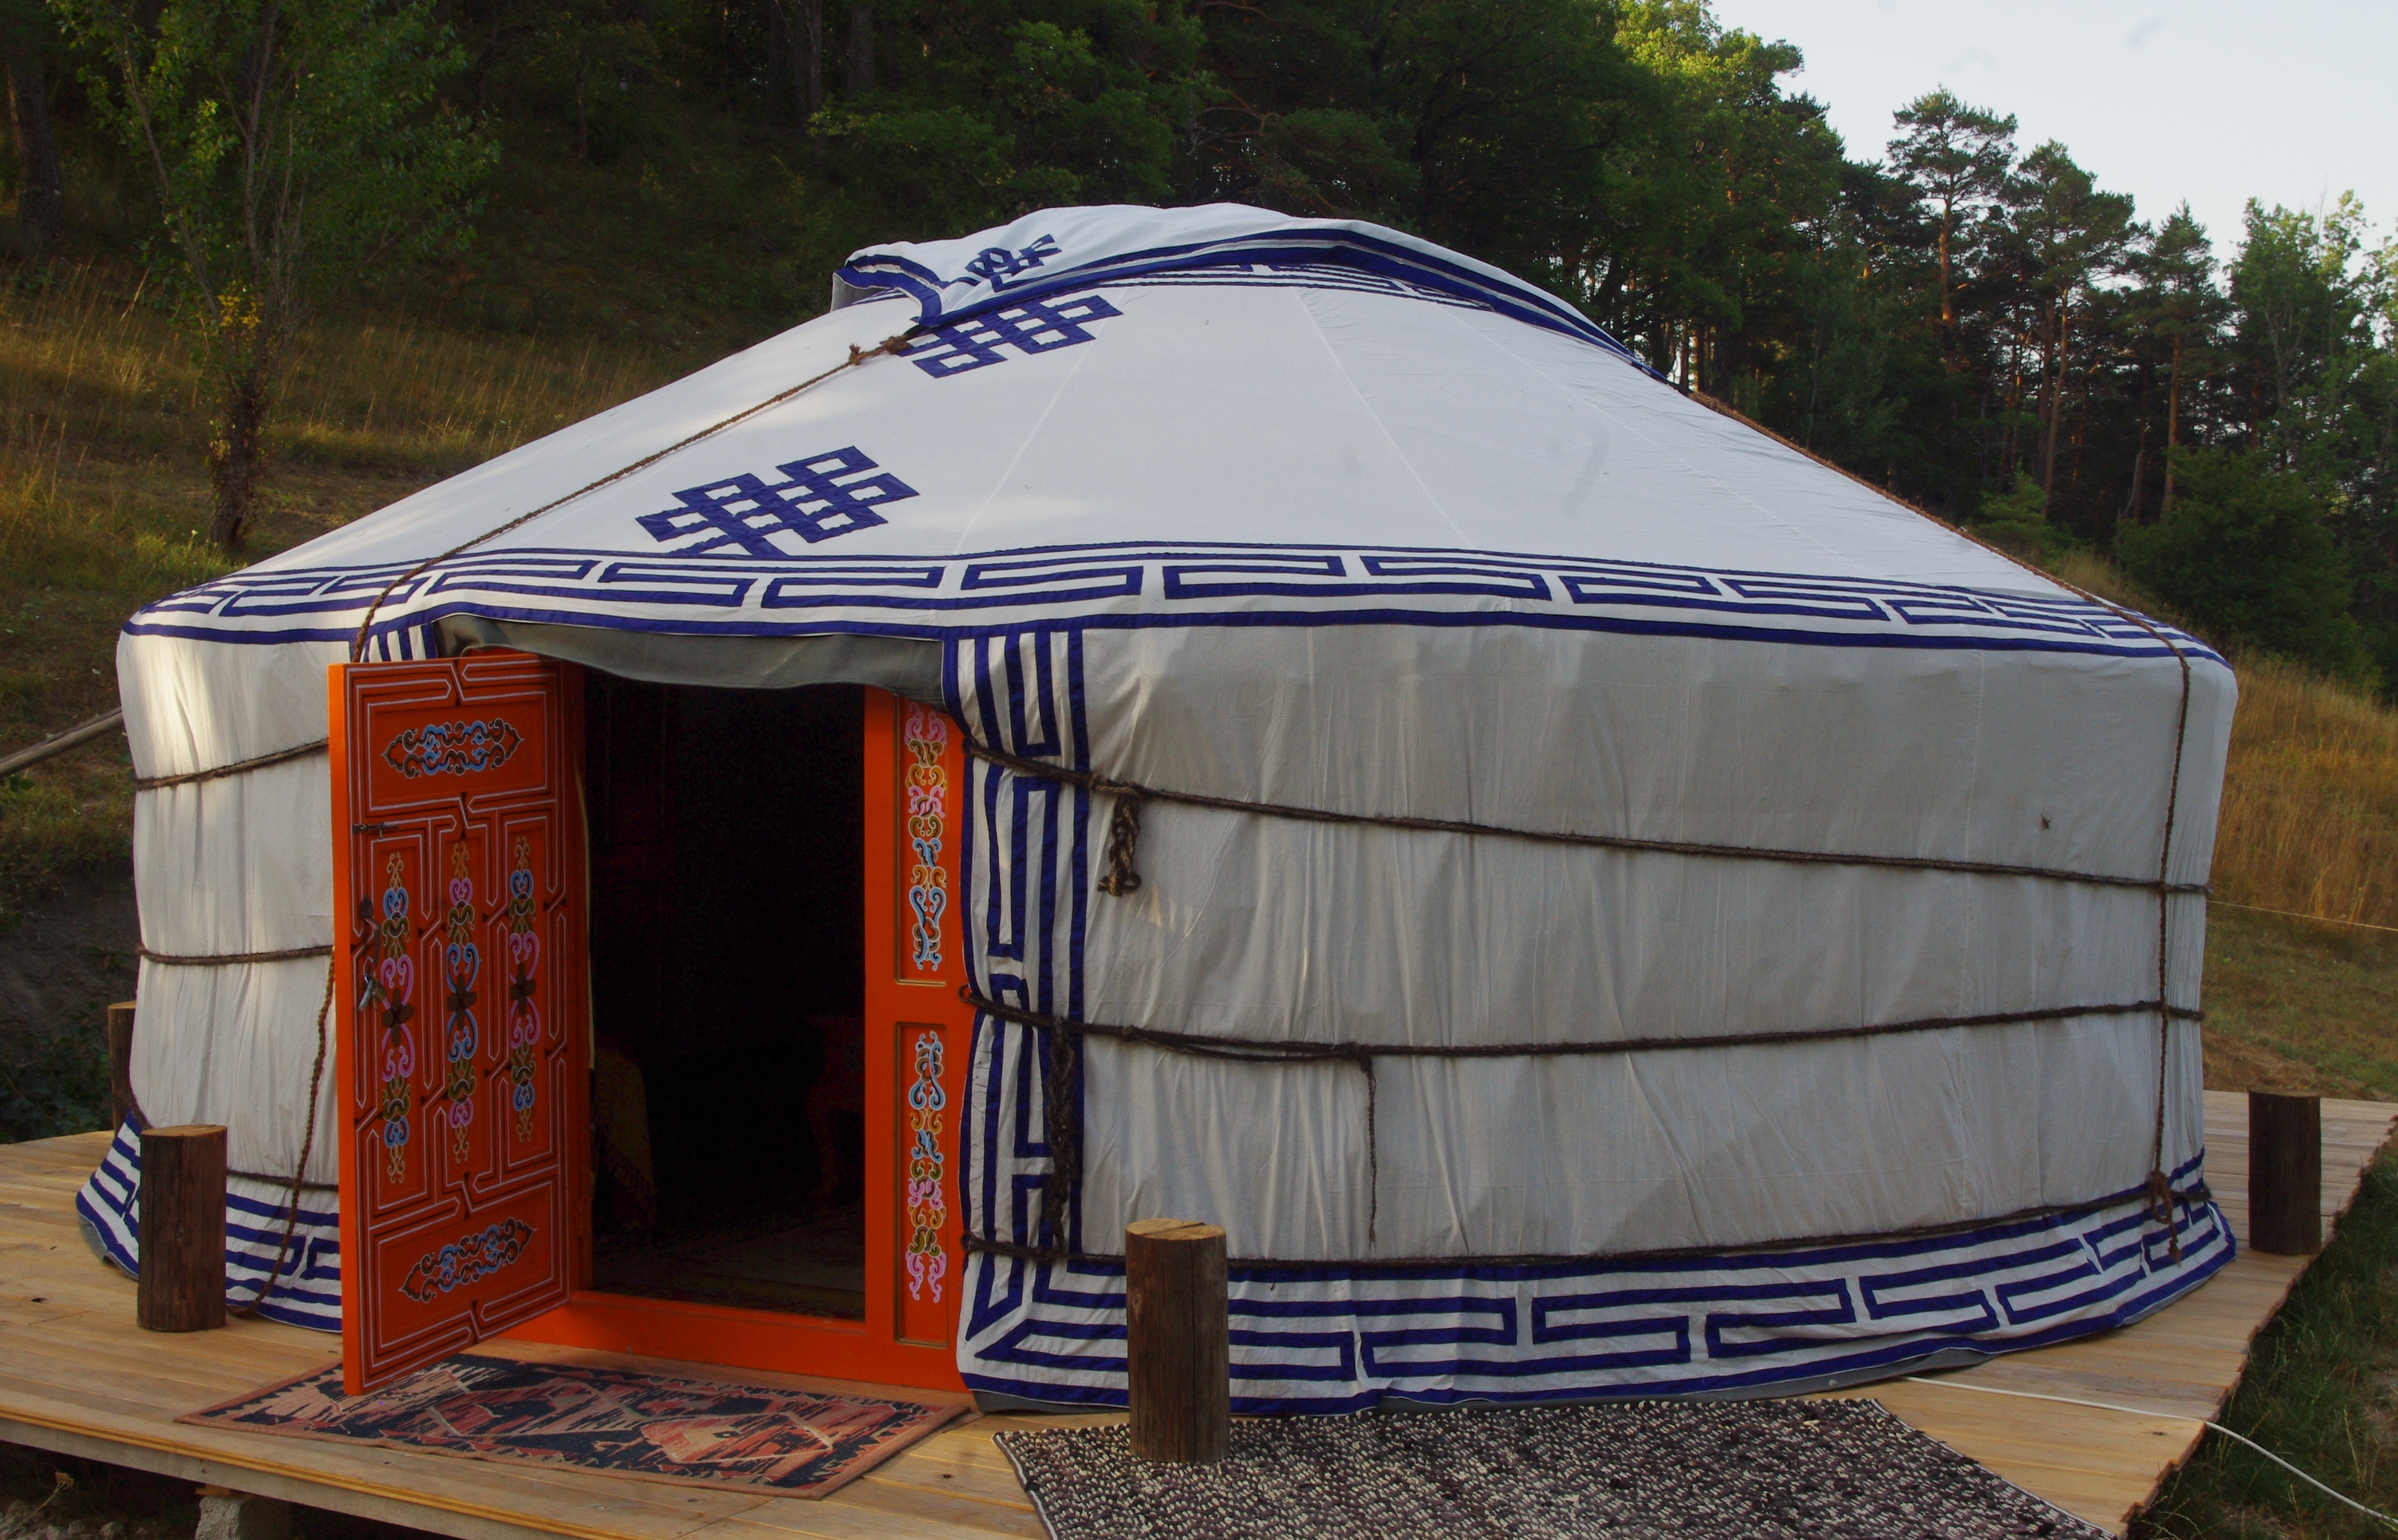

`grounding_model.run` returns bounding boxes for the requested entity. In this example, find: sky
[1713,0,2395,264]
